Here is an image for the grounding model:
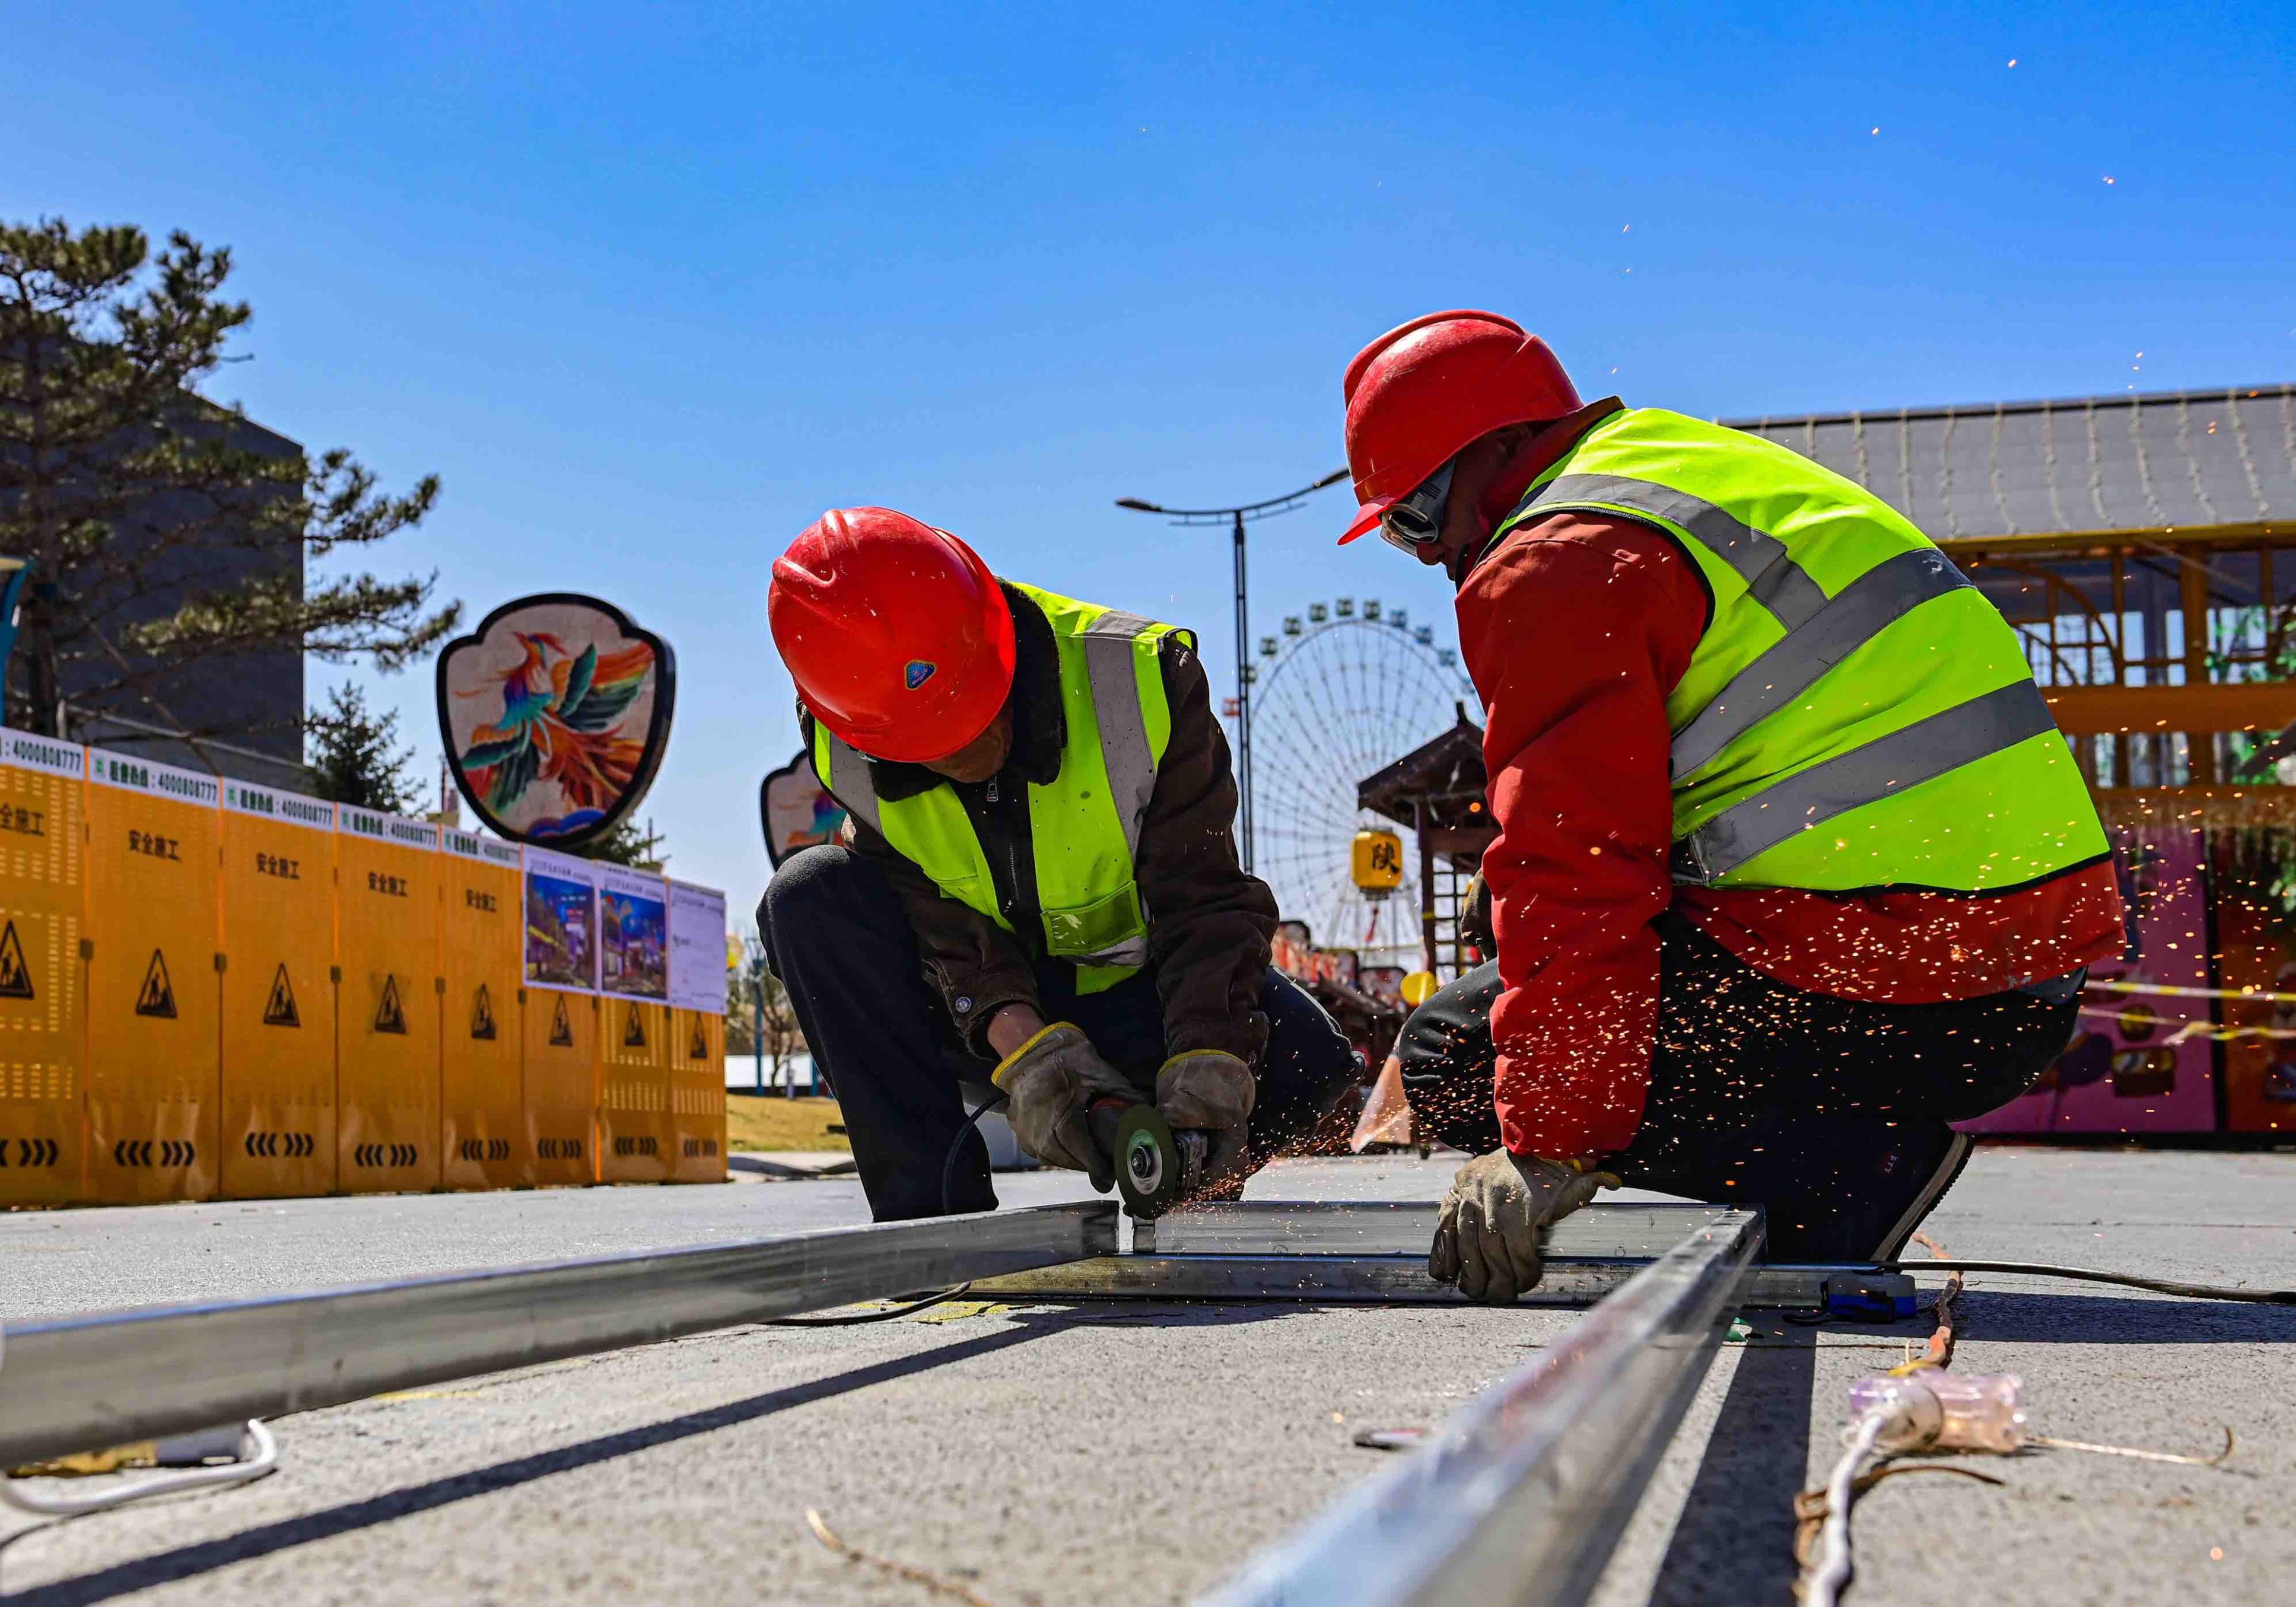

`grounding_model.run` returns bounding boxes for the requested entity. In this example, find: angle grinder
[1086,1095,1210,1218]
